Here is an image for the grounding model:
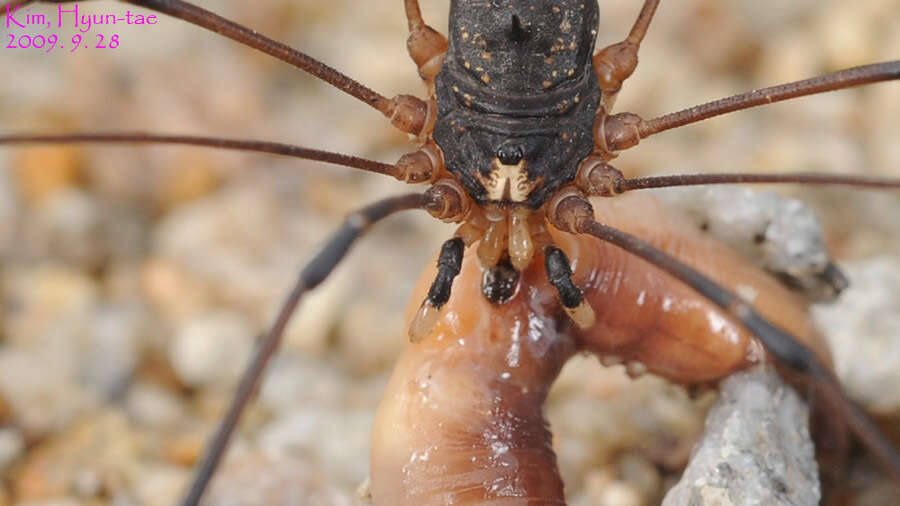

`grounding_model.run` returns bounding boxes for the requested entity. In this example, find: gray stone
[169,311,254,389]
[813,257,900,414]
[257,406,373,488]
[257,355,345,415]
[80,303,146,399]
[203,451,361,506]
[0,427,25,472]
[0,347,99,437]
[657,187,844,301]
[125,382,188,430]
[662,364,820,506]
